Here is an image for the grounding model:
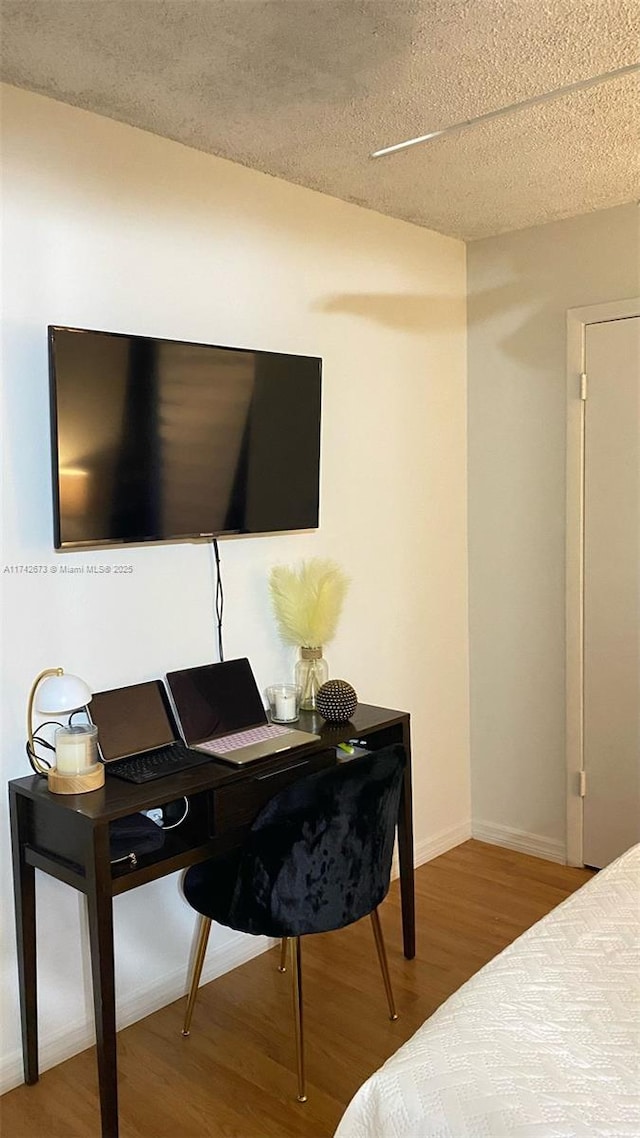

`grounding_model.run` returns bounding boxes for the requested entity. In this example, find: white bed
[335,843,640,1138]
